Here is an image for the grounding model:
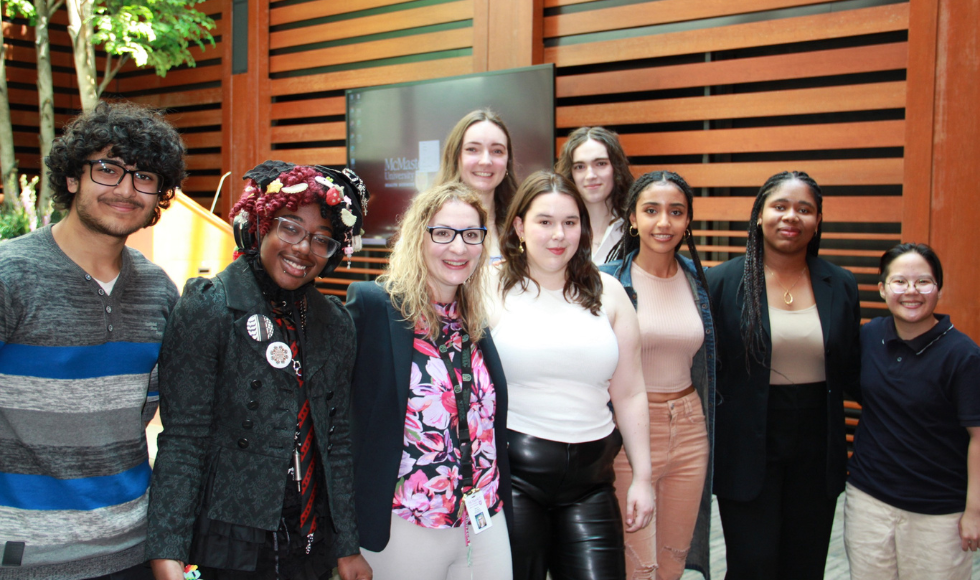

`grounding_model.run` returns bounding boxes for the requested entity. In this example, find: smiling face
[630,181,691,258]
[571,139,615,208]
[423,200,484,303]
[66,147,158,238]
[879,252,940,334]
[514,191,582,284]
[758,179,822,258]
[458,121,509,196]
[259,202,331,290]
